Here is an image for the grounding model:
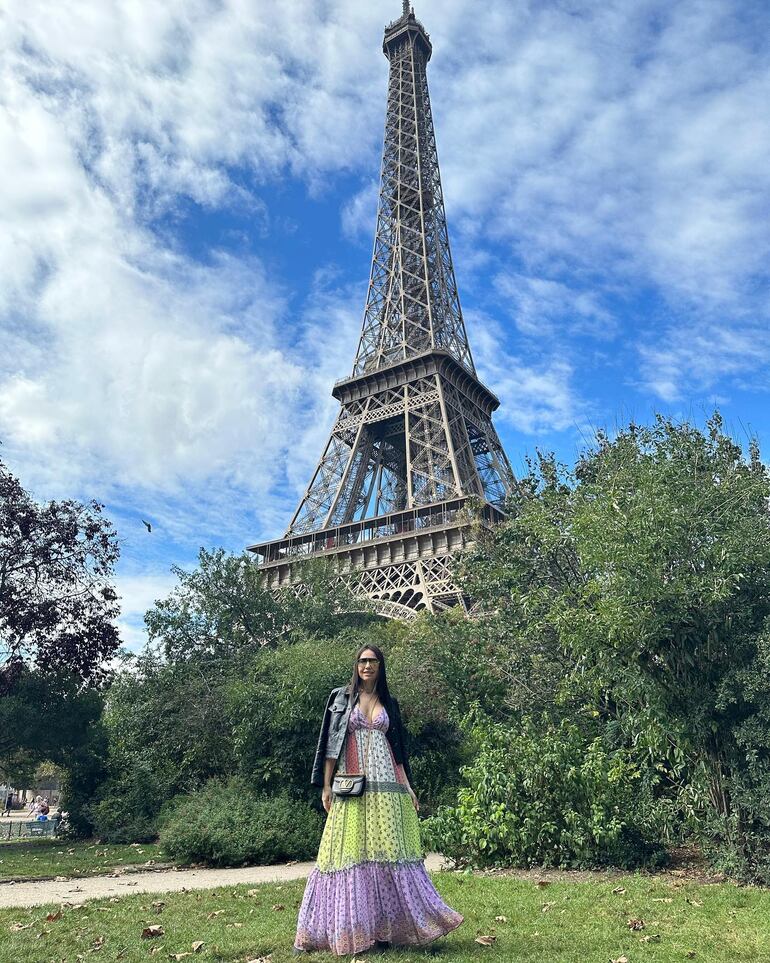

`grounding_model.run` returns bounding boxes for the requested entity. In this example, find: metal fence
[1,819,58,840]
